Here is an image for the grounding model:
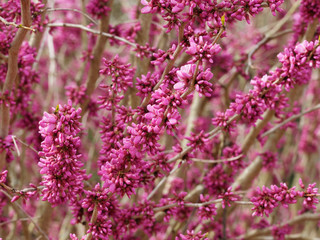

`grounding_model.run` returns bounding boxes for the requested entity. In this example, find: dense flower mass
[1,0,320,239]
[86,0,110,19]
[251,182,308,217]
[186,36,221,63]
[100,55,135,93]
[38,101,88,205]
